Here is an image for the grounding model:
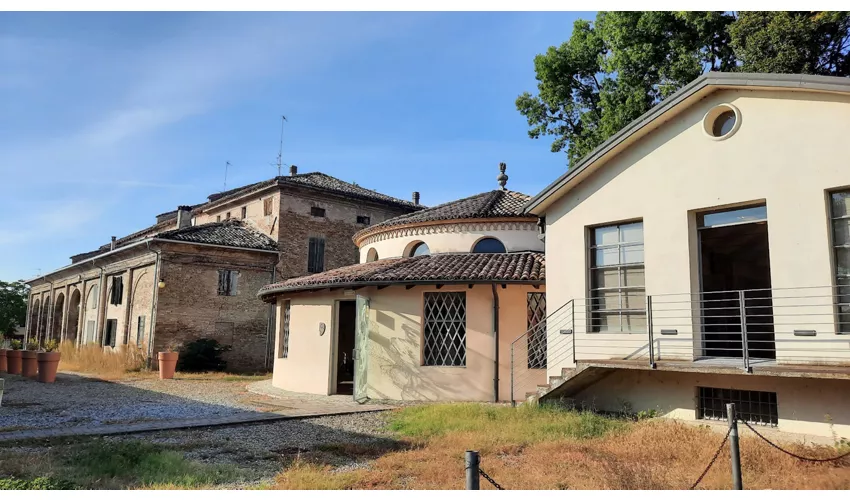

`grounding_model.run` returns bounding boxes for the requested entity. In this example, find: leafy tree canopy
[517,11,850,166]
[0,280,29,336]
